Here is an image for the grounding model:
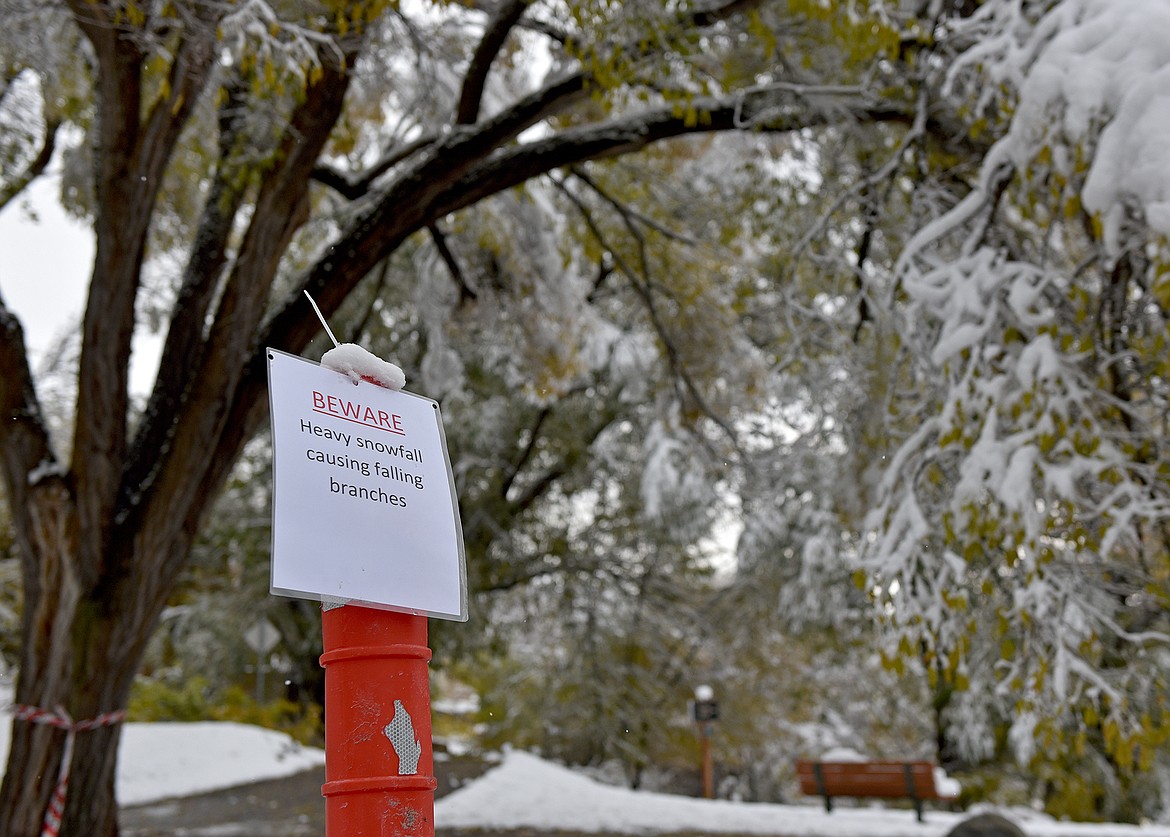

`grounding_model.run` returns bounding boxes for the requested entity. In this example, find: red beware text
[312,390,406,435]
